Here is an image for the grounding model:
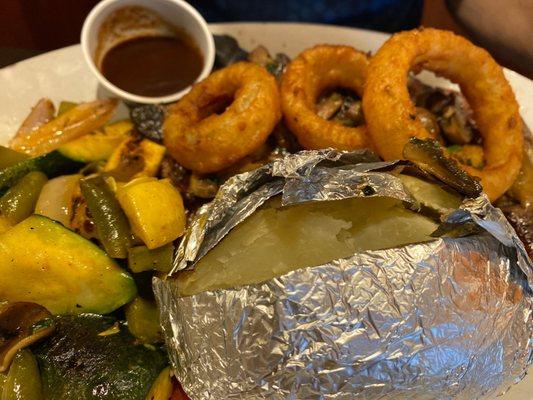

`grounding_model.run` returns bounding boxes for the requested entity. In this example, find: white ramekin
[81,0,215,104]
